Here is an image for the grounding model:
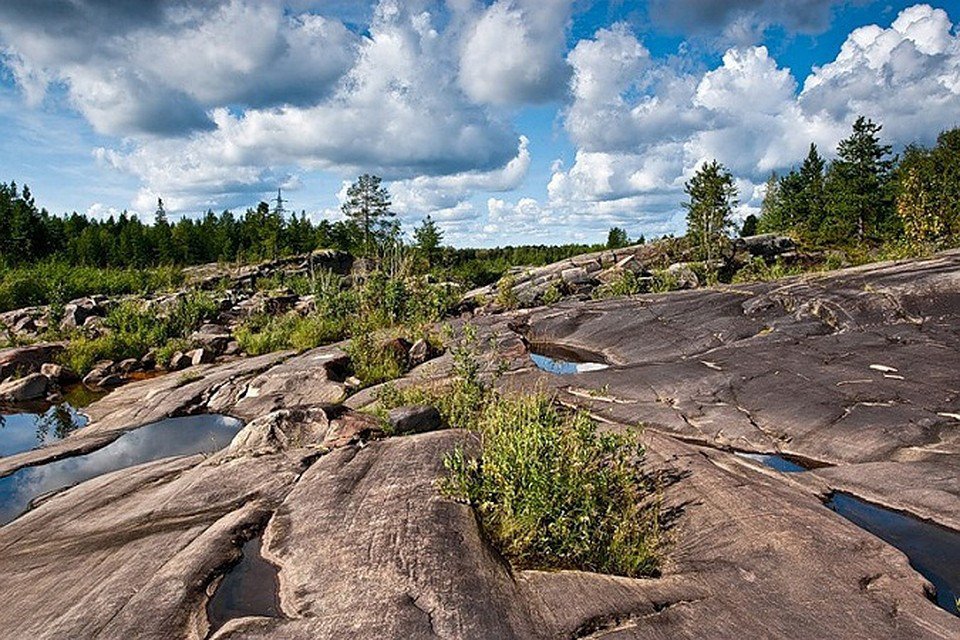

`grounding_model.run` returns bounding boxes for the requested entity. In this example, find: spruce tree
[824,116,895,243]
[341,174,394,255]
[684,160,738,261]
[413,215,443,265]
